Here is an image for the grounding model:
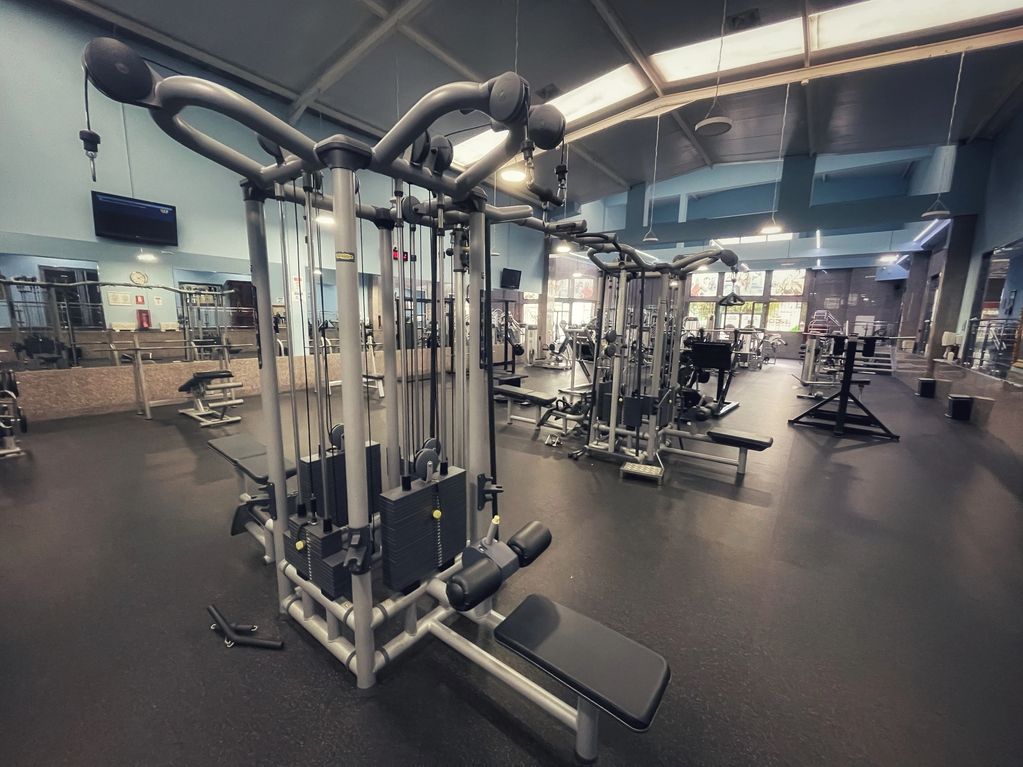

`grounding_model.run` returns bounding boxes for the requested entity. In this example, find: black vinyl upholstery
[493,384,557,407]
[495,595,670,731]
[706,428,773,451]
